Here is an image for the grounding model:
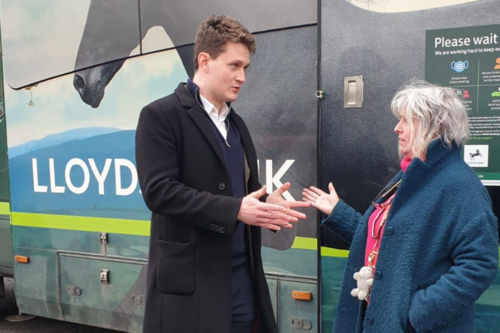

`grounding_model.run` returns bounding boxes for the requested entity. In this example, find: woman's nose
[394,121,401,133]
